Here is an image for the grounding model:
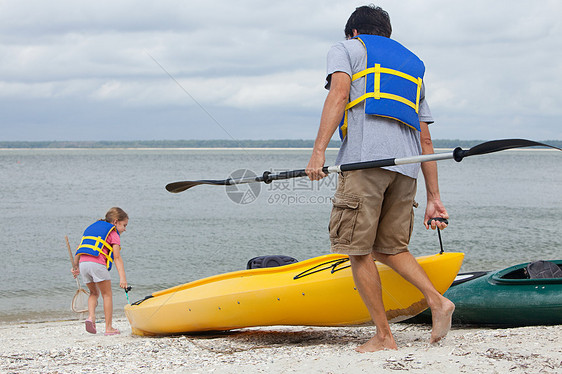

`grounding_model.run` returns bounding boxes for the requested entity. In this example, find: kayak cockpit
[491,260,562,285]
